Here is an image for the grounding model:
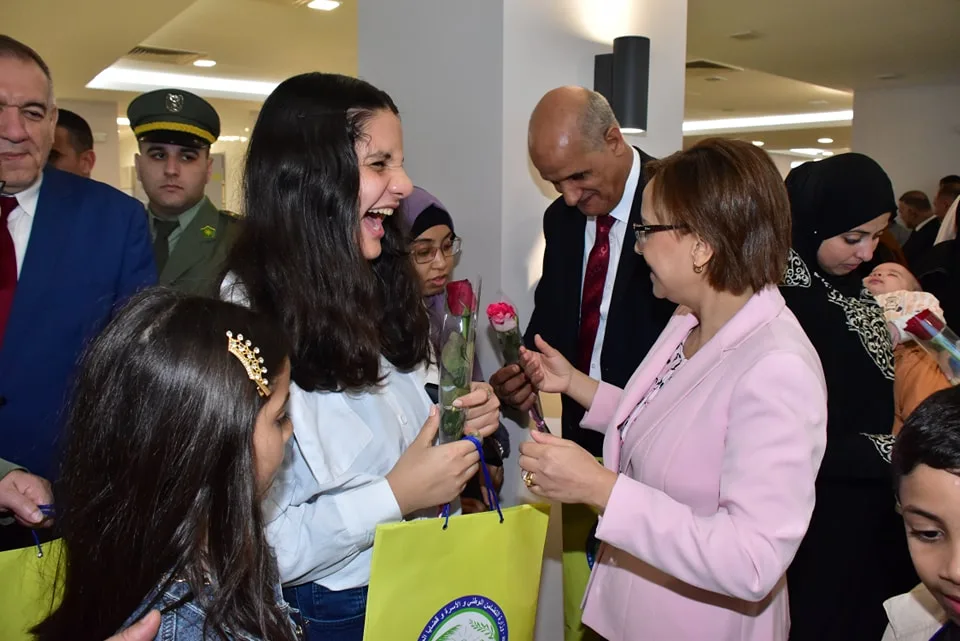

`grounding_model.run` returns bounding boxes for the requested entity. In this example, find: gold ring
[522,470,535,487]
